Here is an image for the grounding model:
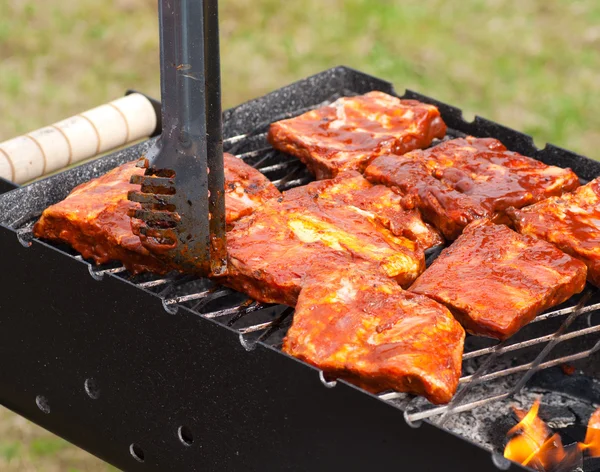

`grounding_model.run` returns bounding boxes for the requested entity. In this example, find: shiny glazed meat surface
[284,171,443,250]
[508,177,600,287]
[365,137,580,240]
[268,91,447,179]
[34,154,279,274]
[409,219,587,340]
[224,154,282,225]
[222,183,425,306]
[283,270,465,404]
